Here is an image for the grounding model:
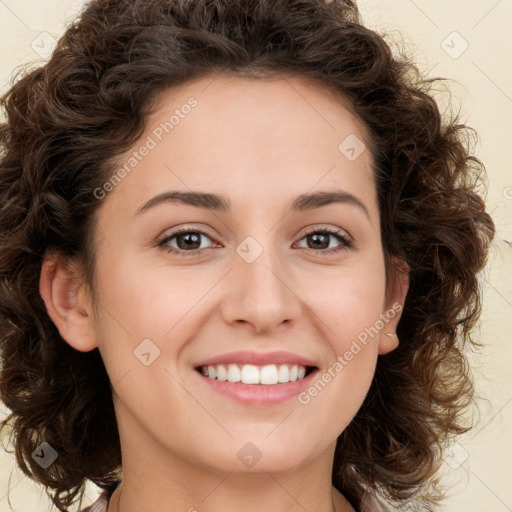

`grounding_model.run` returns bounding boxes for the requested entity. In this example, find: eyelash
[158,226,353,256]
